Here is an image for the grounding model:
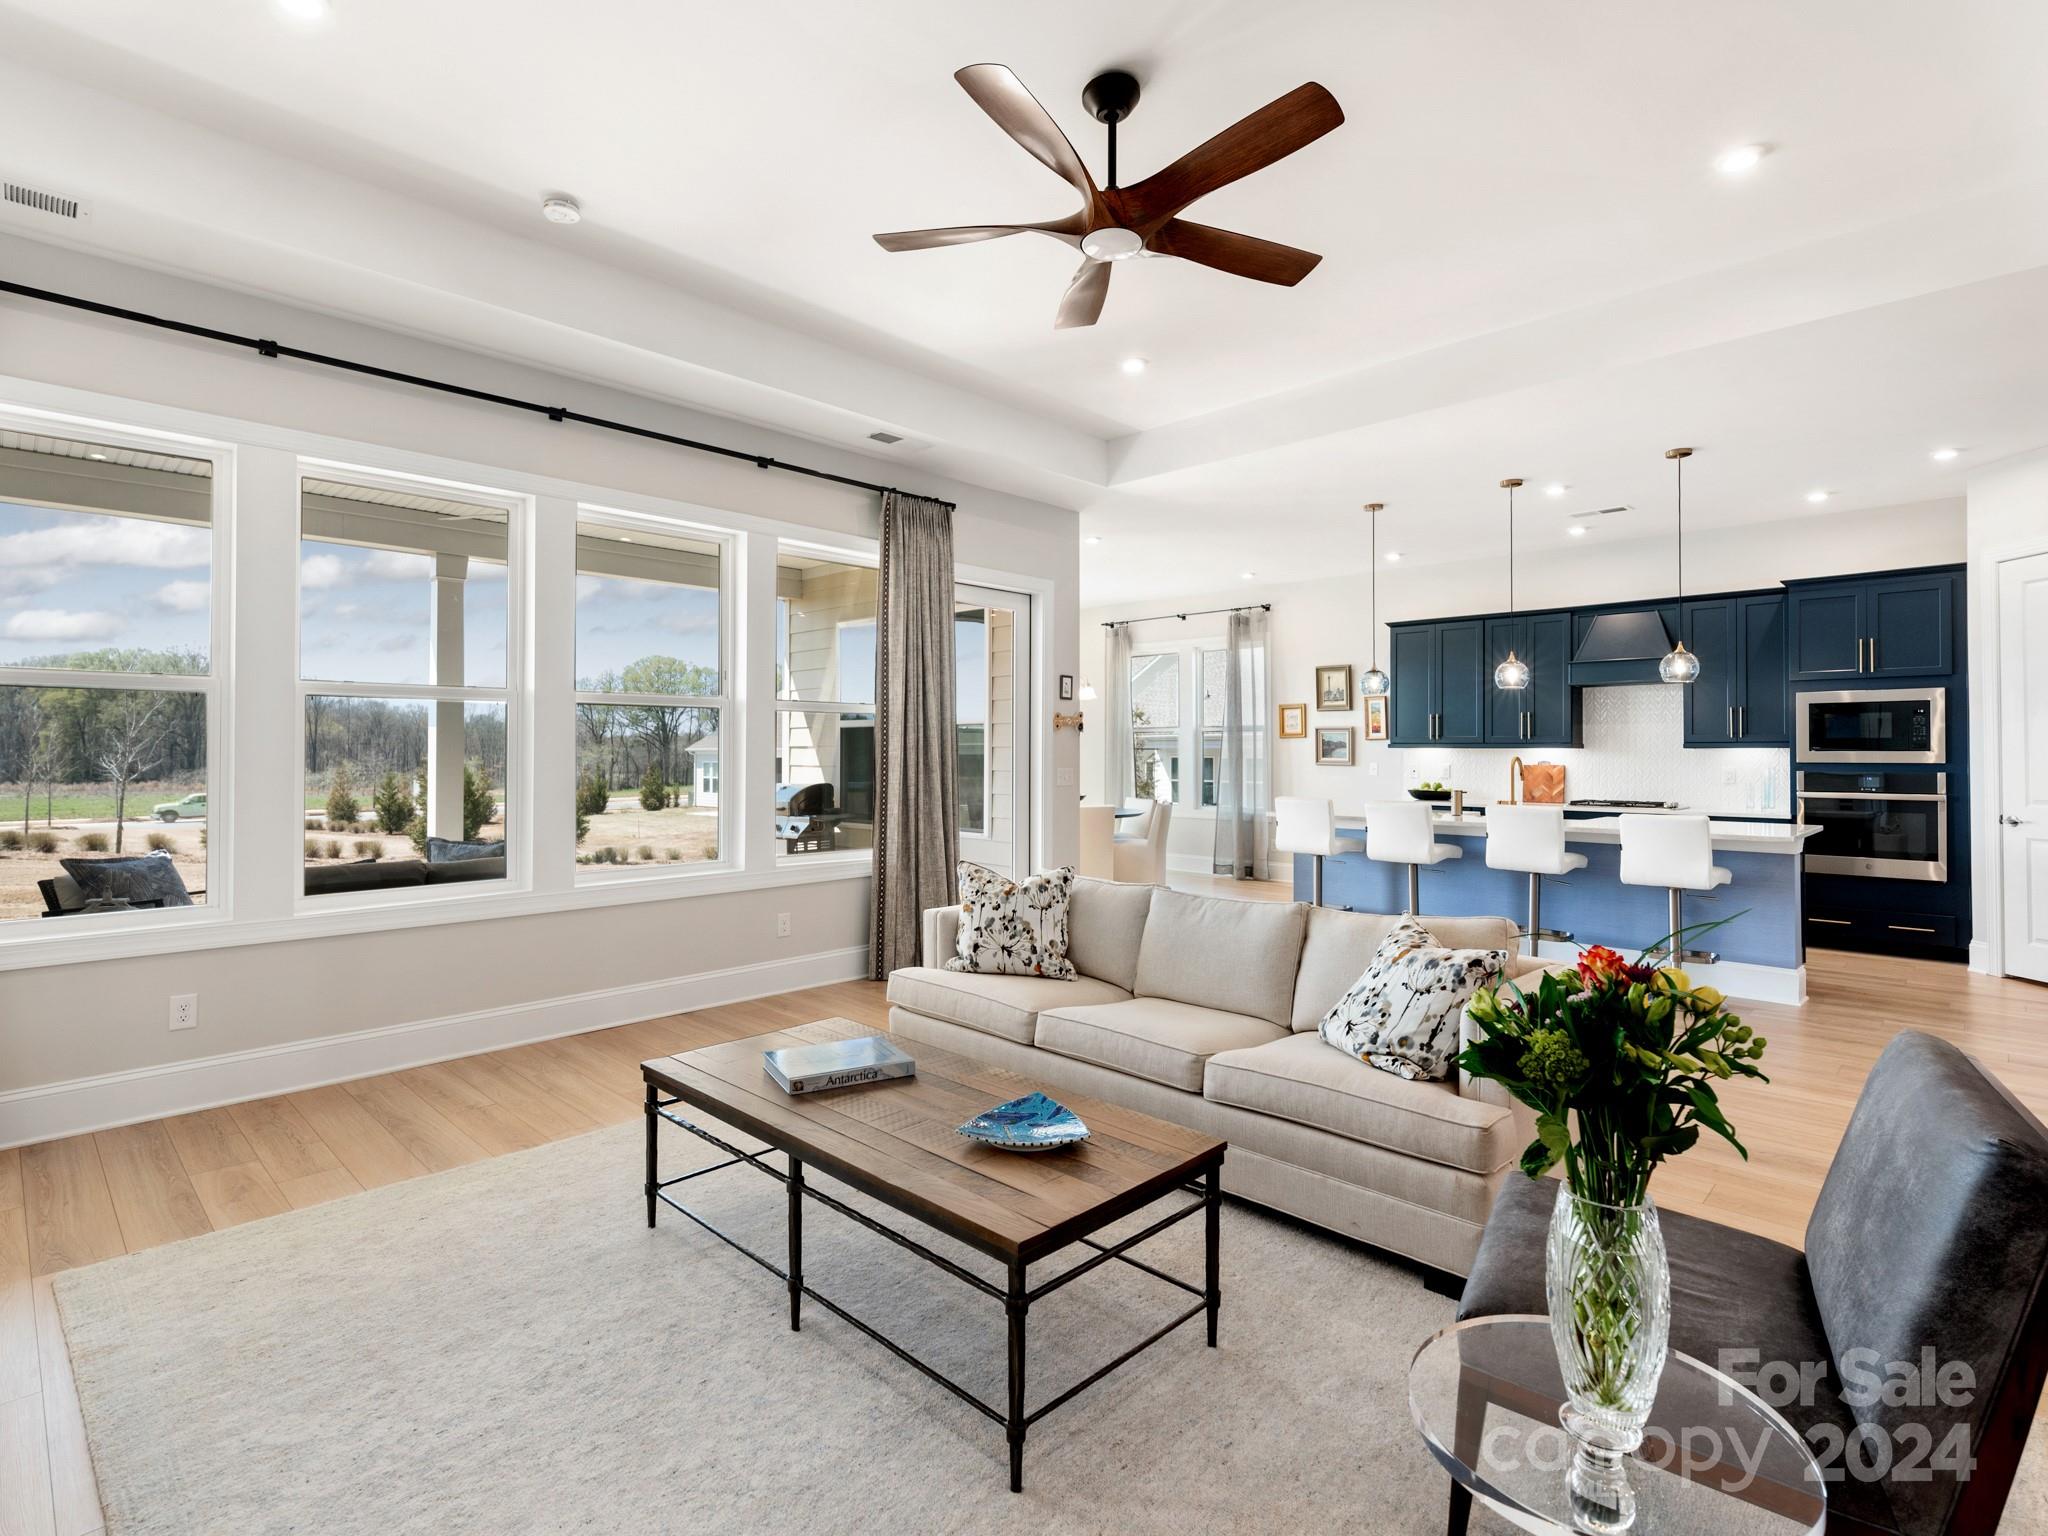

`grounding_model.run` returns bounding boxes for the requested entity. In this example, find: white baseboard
[1530,939,1806,1006]
[1164,853,1293,883]
[0,944,871,1151]
[1968,939,1993,975]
